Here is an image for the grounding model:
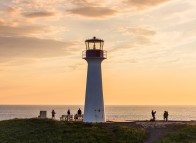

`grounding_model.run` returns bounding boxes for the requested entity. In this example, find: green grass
[155,124,196,143]
[0,118,146,143]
